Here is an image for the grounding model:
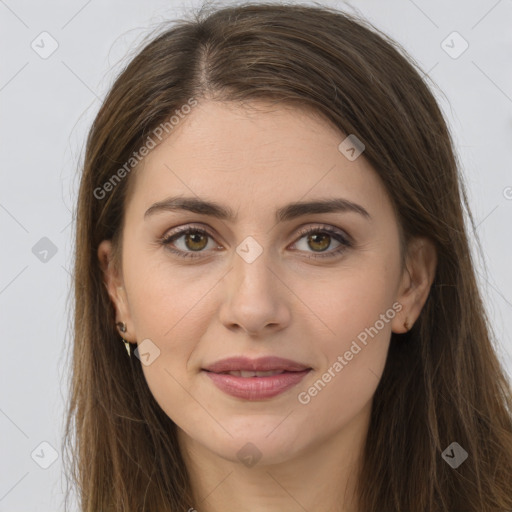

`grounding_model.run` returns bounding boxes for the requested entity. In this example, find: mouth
[201,356,312,400]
